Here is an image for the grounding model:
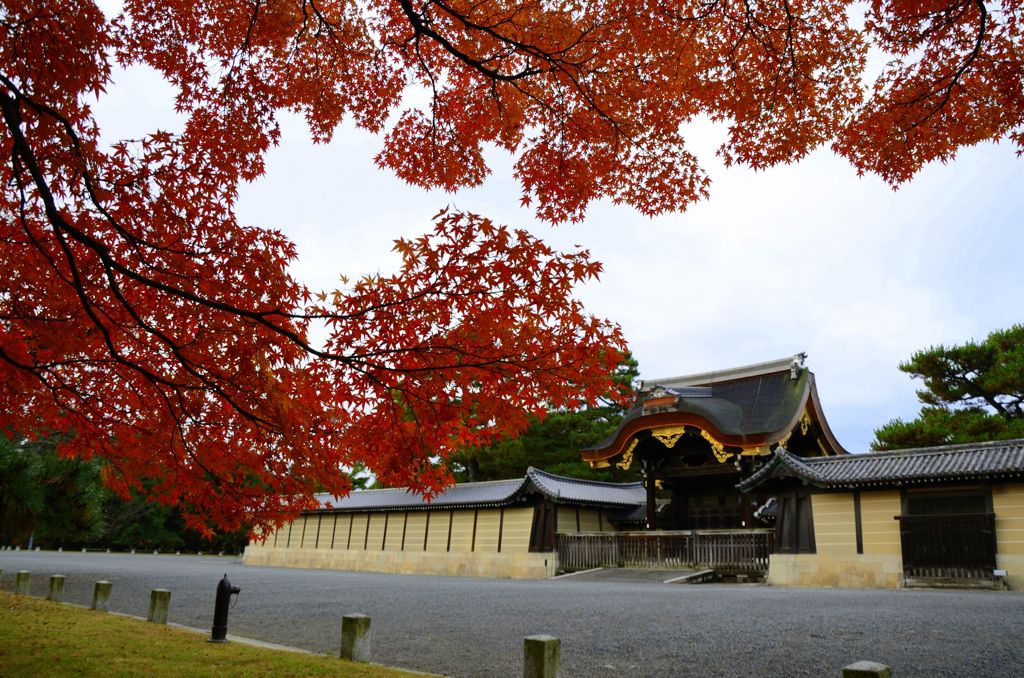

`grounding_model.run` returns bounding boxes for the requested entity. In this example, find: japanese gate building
[246,353,1024,589]
[581,354,843,536]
